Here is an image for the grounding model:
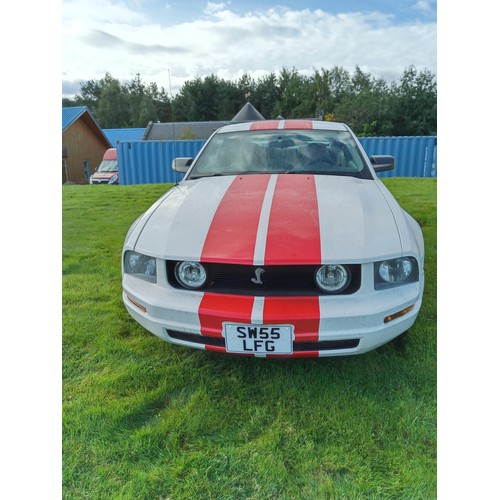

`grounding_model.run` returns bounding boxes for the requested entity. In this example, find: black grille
[167,330,360,352]
[168,330,225,347]
[166,262,361,296]
[294,339,360,351]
